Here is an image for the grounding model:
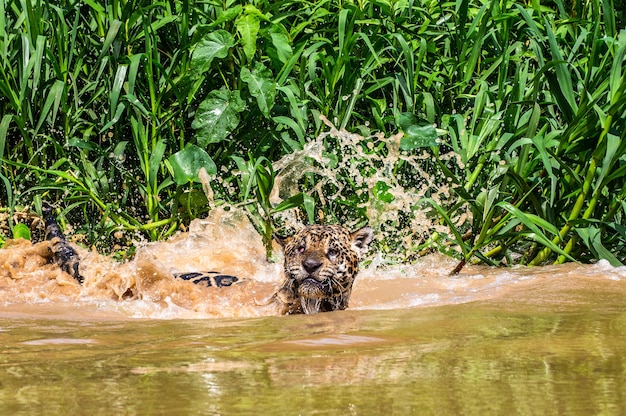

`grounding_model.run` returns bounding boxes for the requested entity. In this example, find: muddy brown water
[2,209,626,415]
